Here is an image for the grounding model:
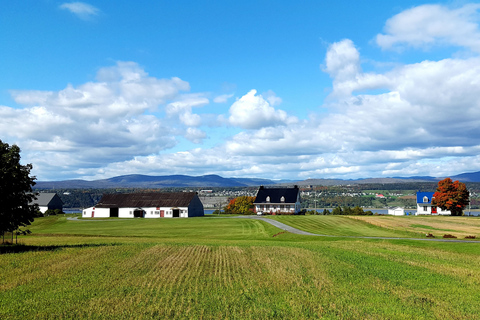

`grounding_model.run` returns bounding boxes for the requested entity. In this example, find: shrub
[443,234,457,239]
[54,209,64,215]
[426,233,435,238]
[44,209,56,216]
[464,235,476,239]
